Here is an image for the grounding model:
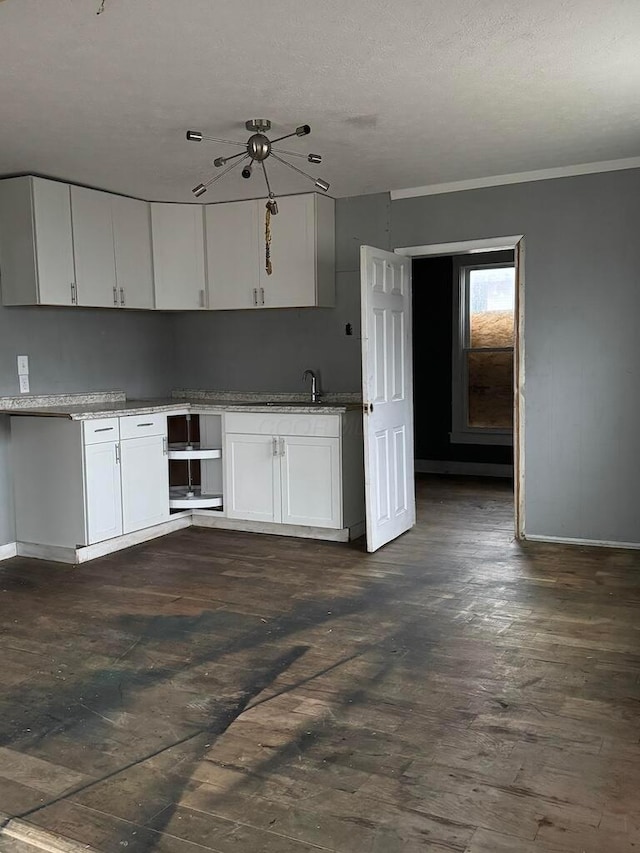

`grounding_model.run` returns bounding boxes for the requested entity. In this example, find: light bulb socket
[314,178,330,192]
[213,157,226,167]
[266,197,279,215]
[296,124,311,136]
[186,131,203,142]
[192,184,207,197]
[241,163,253,179]
[307,153,322,164]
